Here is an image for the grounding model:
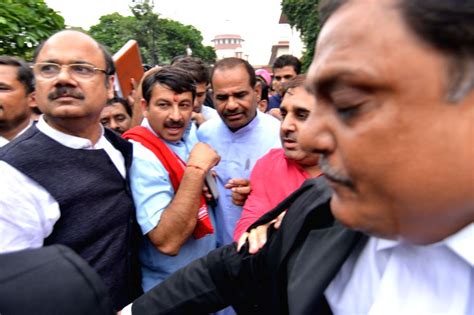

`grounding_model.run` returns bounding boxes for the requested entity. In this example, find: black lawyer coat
[132,177,369,314]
